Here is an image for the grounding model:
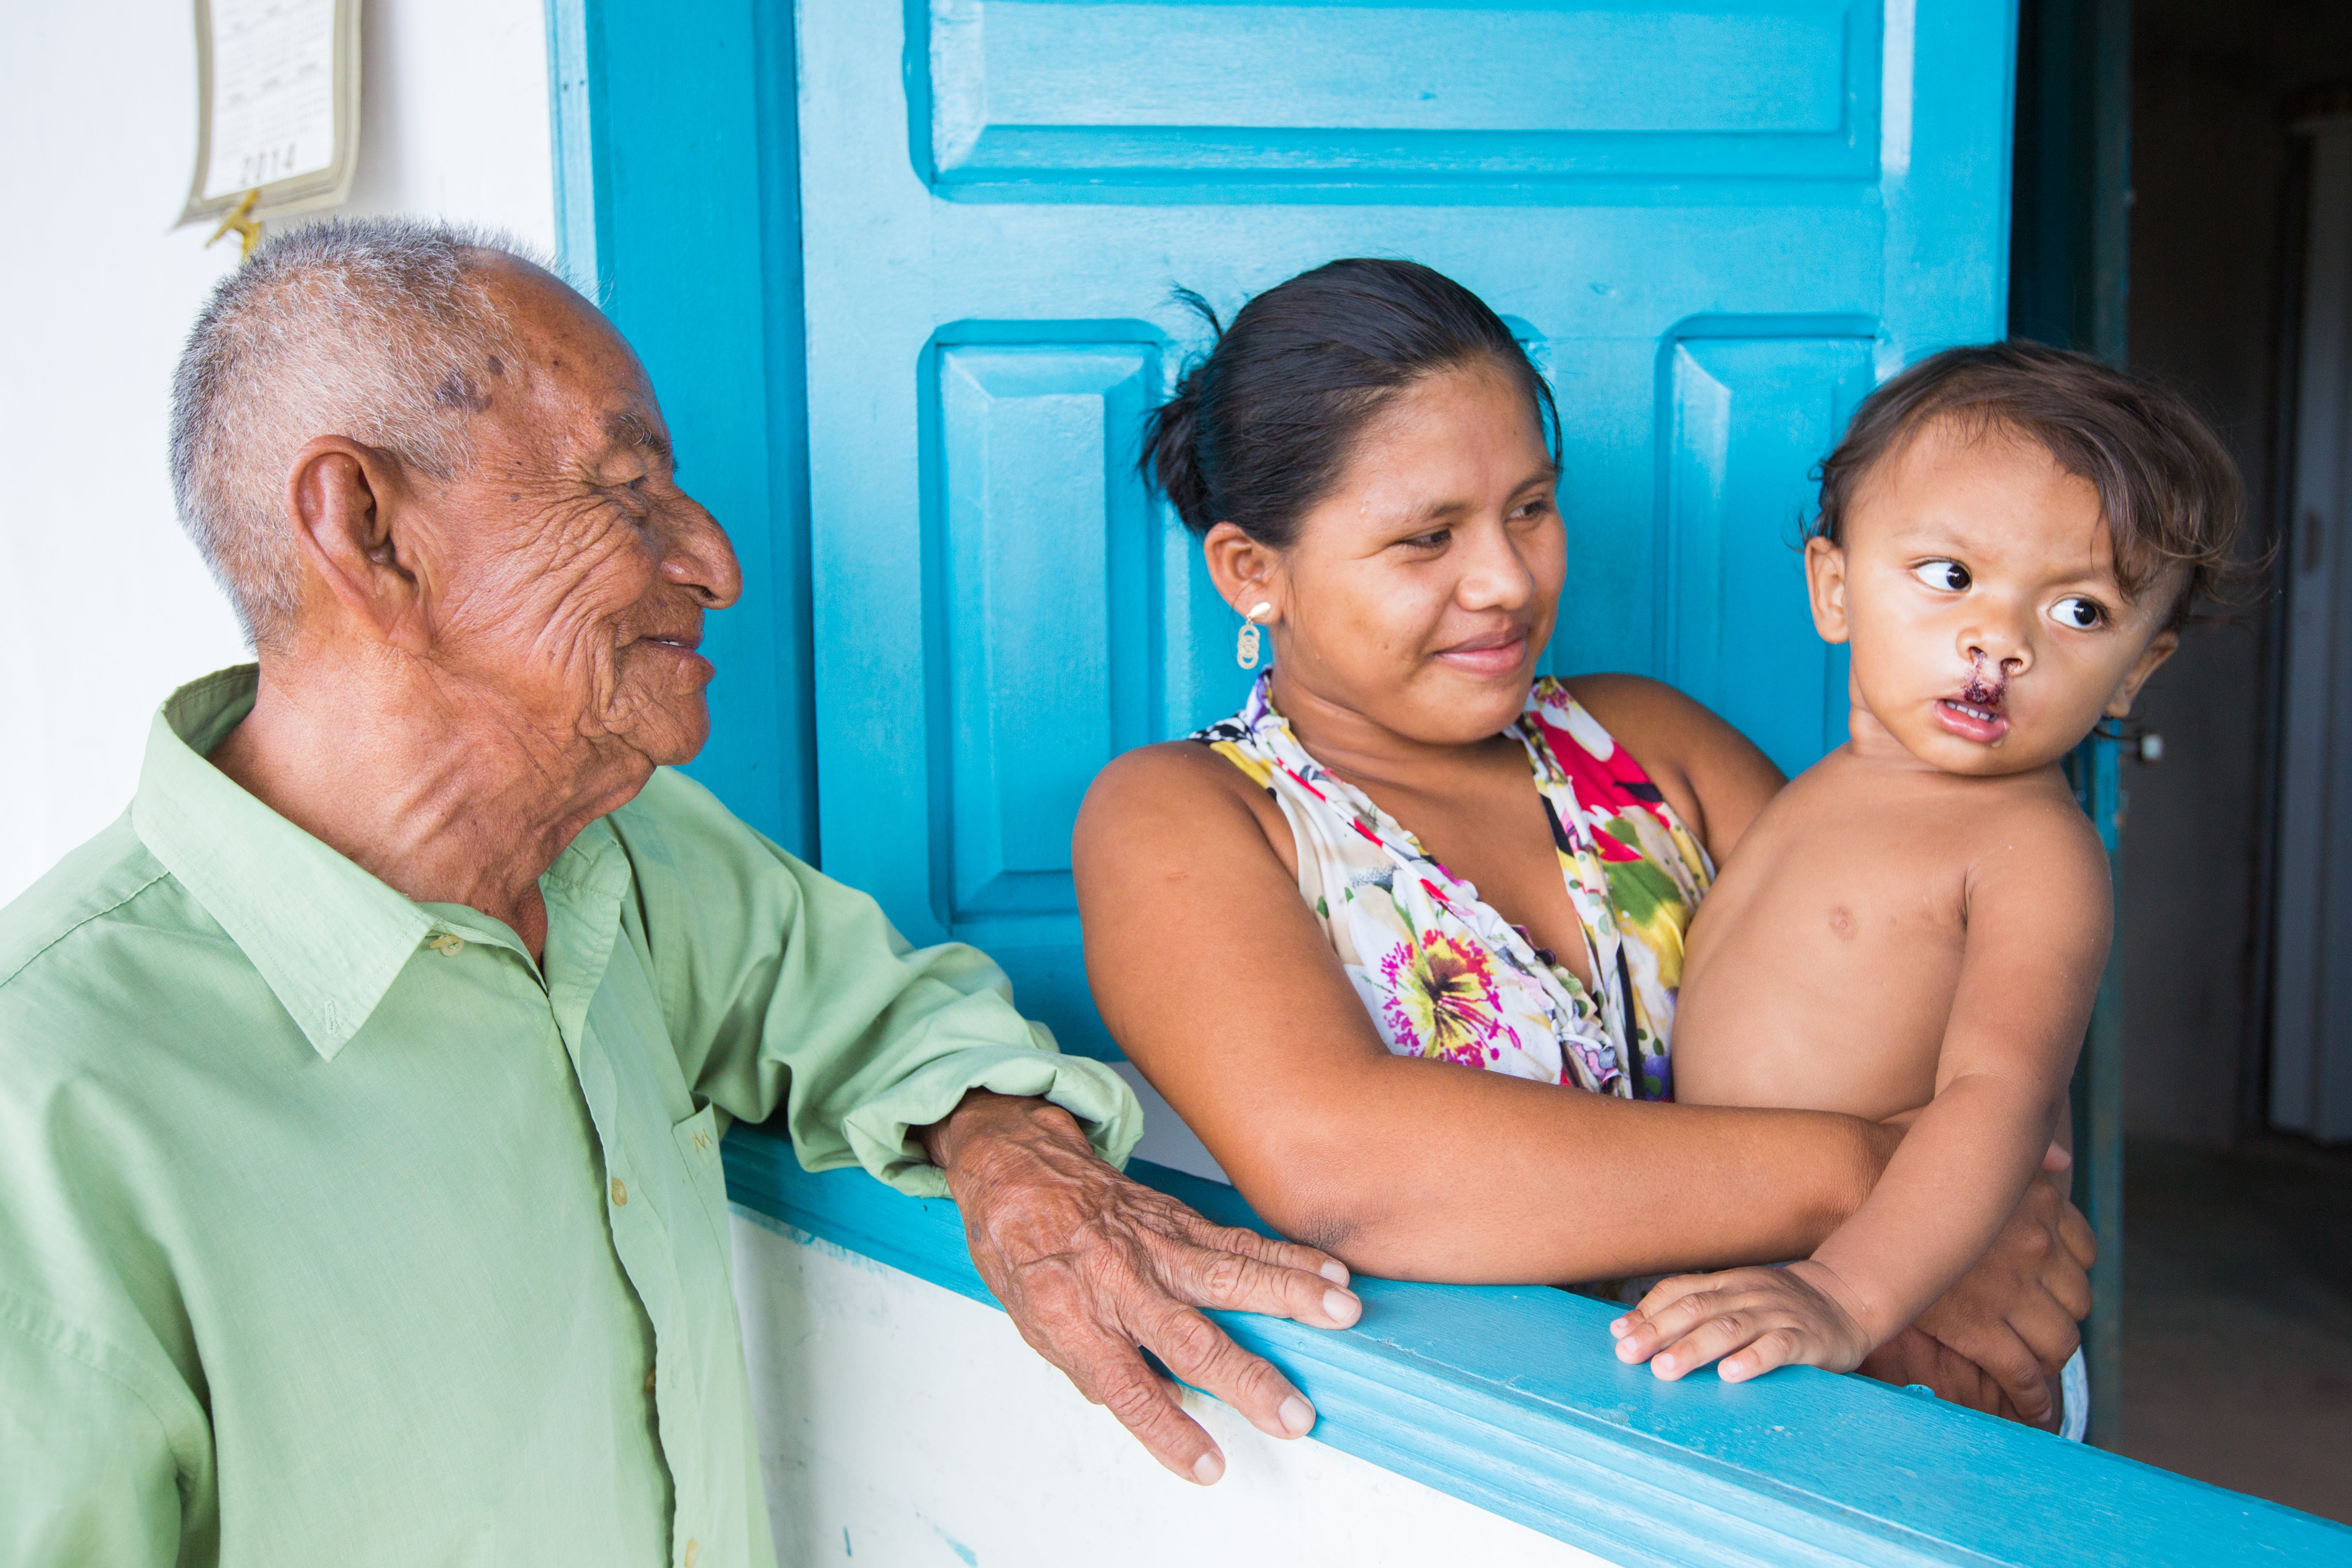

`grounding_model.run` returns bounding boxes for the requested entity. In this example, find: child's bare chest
[1672,771,1999,1118]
